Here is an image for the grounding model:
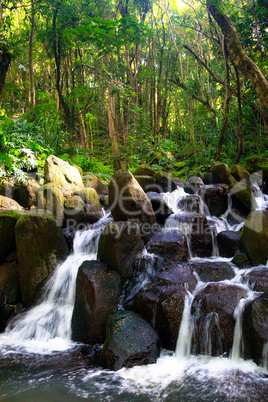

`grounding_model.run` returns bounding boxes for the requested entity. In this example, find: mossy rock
[71,164,83,176]
[133,164,156,177]
[14,179,39,208]
[0,195,23,211]
[239,211,268,266]
[0,179,14,198]
[37,183,64,225]
[64,194,103,226]
[187,171,204,180]
[155,171,177,193]
[100,310,160,371]
[72,188,100,207]
[212,163,235,186]
[230,182,256,217]
[230,164,250,182]
[44,155,84,197]
[0,261,21,305]
[0,210,22,264]
[15,213,69,307]
[246,156,268,179]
